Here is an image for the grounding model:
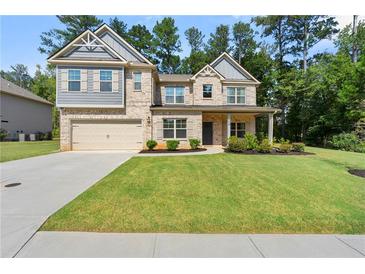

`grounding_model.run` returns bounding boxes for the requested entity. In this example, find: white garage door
[72,120,143,150]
